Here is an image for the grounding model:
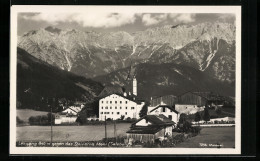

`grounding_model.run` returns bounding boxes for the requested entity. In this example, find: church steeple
[133,76,137,96]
